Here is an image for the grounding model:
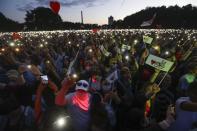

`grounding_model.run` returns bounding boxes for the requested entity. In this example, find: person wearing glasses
[55,78,91,131]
